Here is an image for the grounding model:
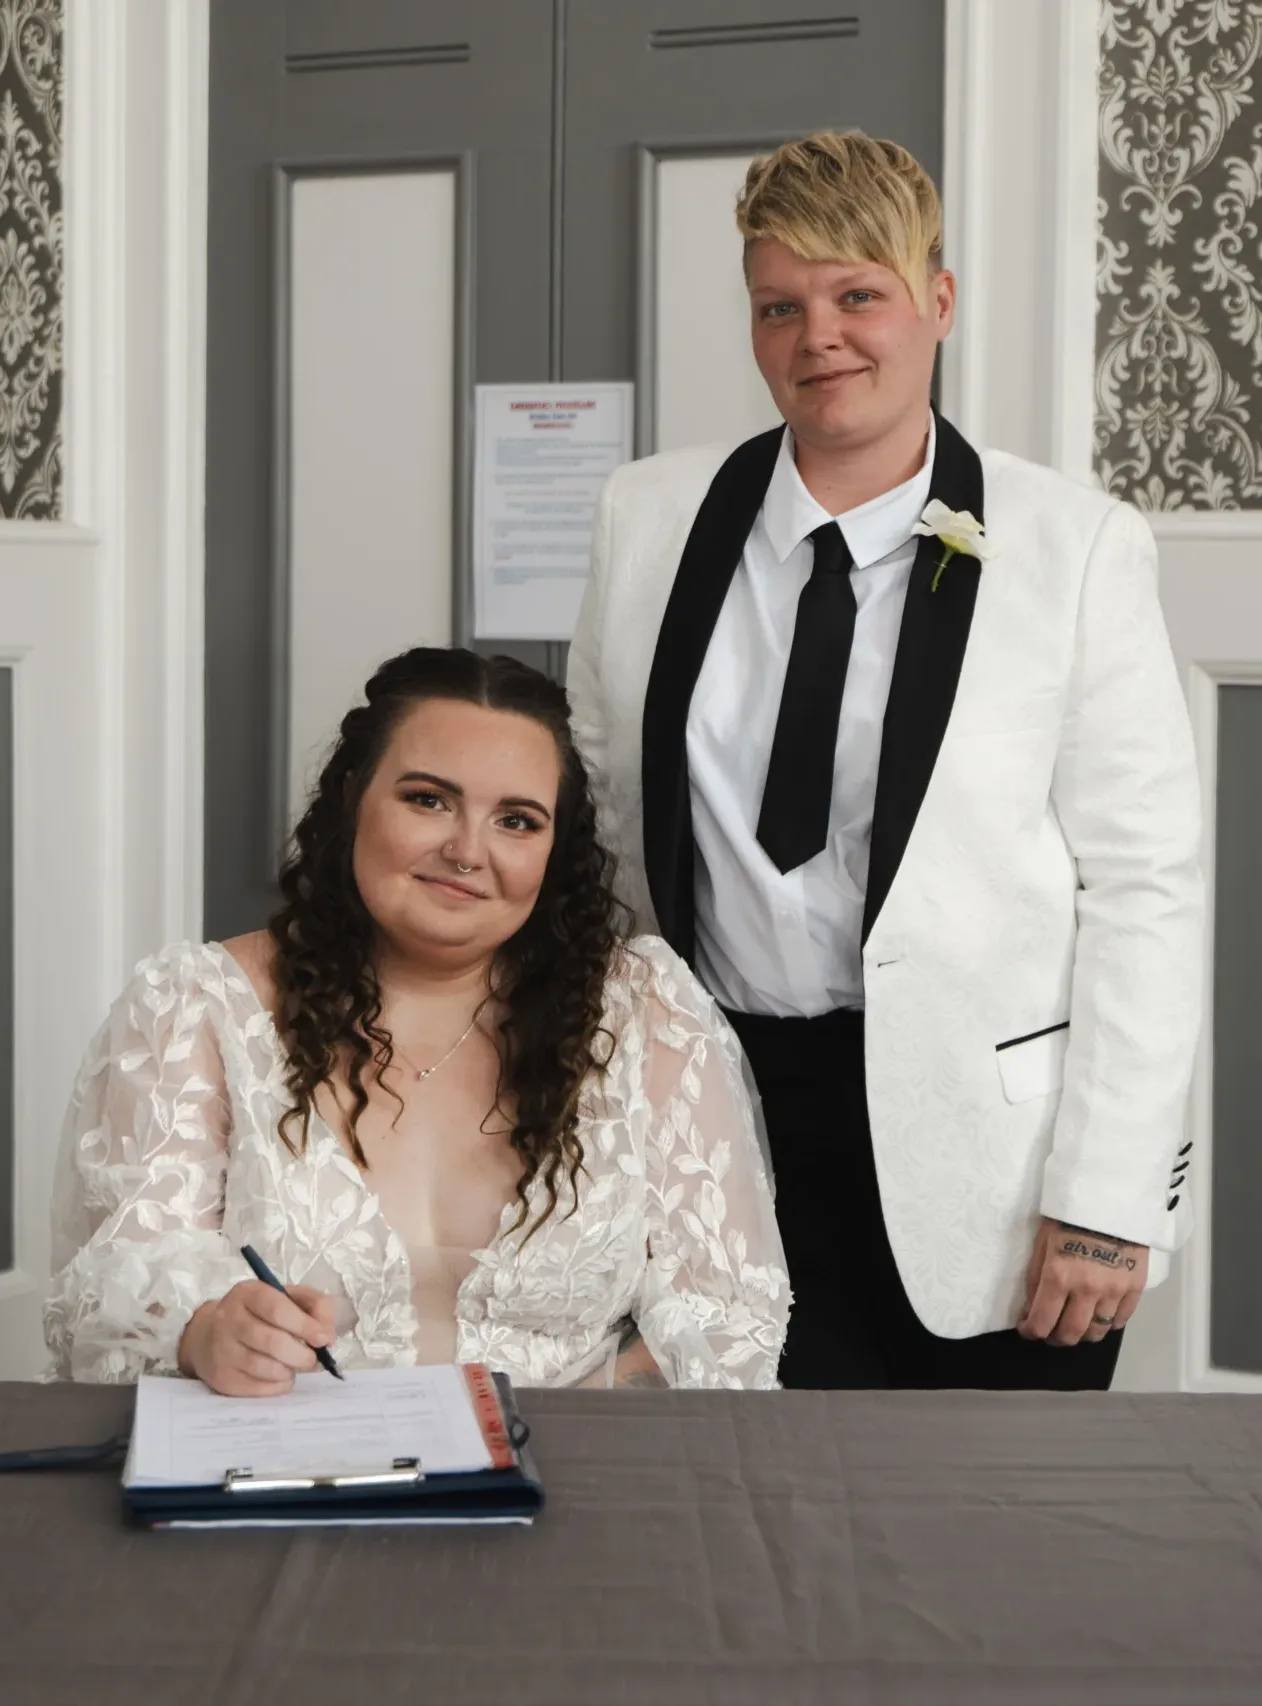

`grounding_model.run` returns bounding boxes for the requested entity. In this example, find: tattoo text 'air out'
[1059,1236,1138,1272]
